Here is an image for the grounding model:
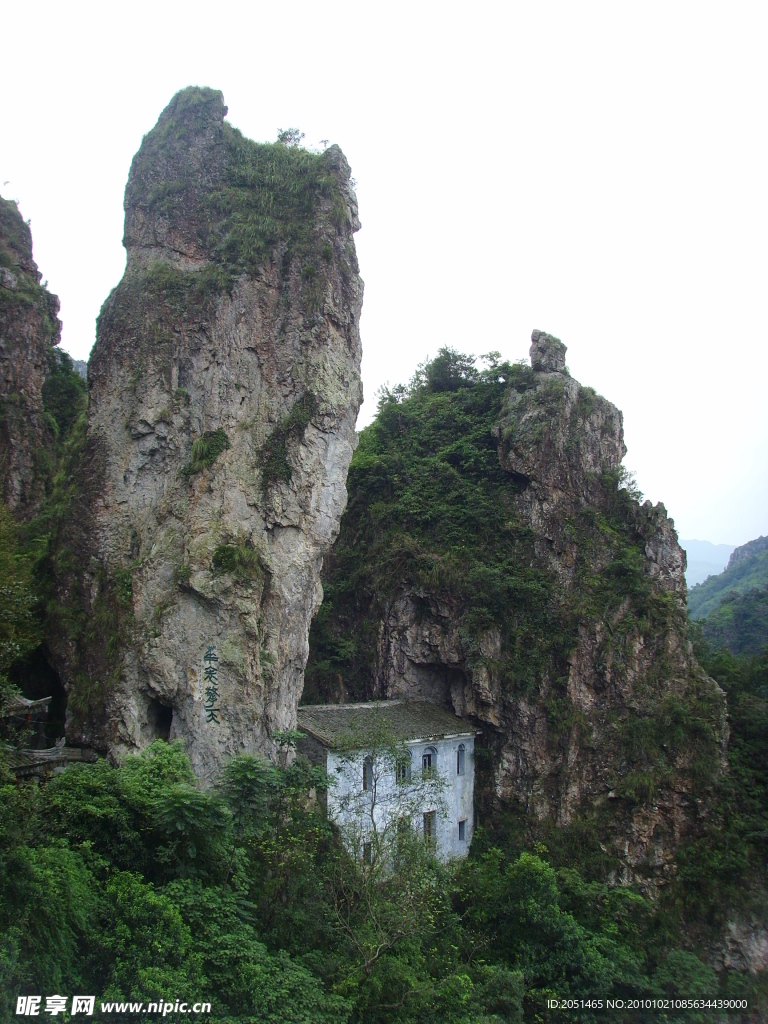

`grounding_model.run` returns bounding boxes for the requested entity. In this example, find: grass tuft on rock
[211,544,263,583]
[258,393,317,494]
[181,429,230,477]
